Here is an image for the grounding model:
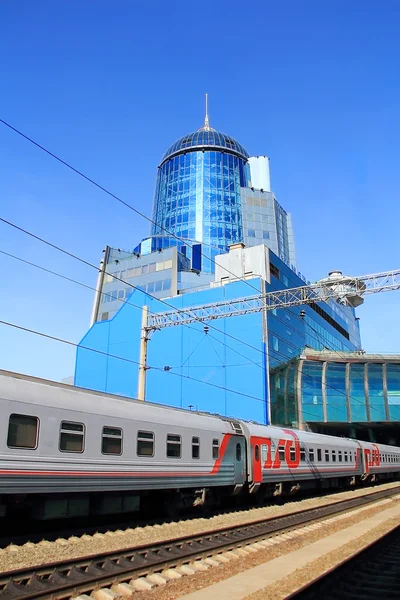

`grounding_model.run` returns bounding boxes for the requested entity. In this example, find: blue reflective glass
[326,363,347,422]
[386,364,400,421]
[302,362,324,421]
[151,129,249,273]
[368,364,386,421]
[349,364,367,421]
